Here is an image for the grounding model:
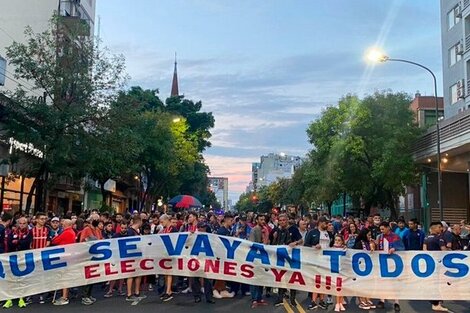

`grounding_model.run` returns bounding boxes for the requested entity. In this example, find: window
[449,43,463,66]
[448,6,461,30]
[451,83,459,104]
